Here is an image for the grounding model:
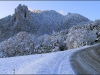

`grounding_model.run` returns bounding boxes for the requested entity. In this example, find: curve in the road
[70,44,100,74]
